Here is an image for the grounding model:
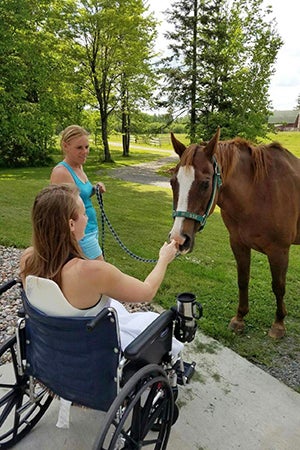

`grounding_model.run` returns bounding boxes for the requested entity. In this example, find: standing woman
[50,125,105,260]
